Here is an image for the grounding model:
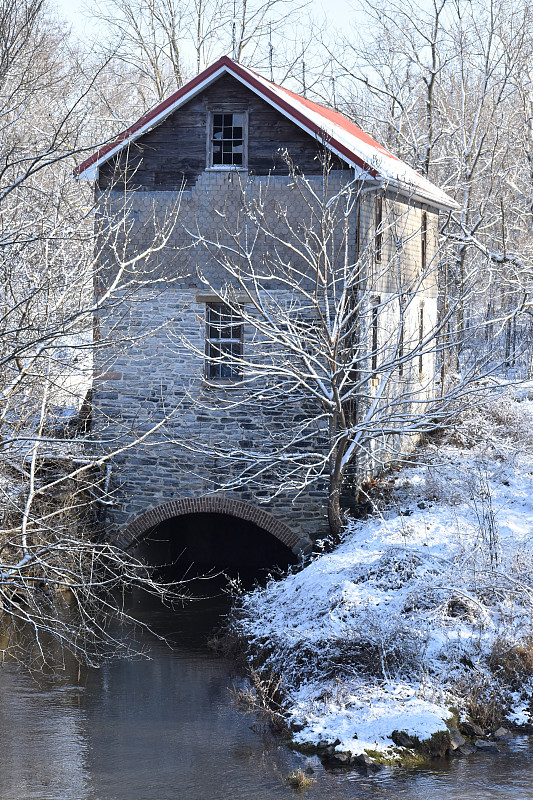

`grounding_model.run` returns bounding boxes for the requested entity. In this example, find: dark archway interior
[137,512,298,581]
